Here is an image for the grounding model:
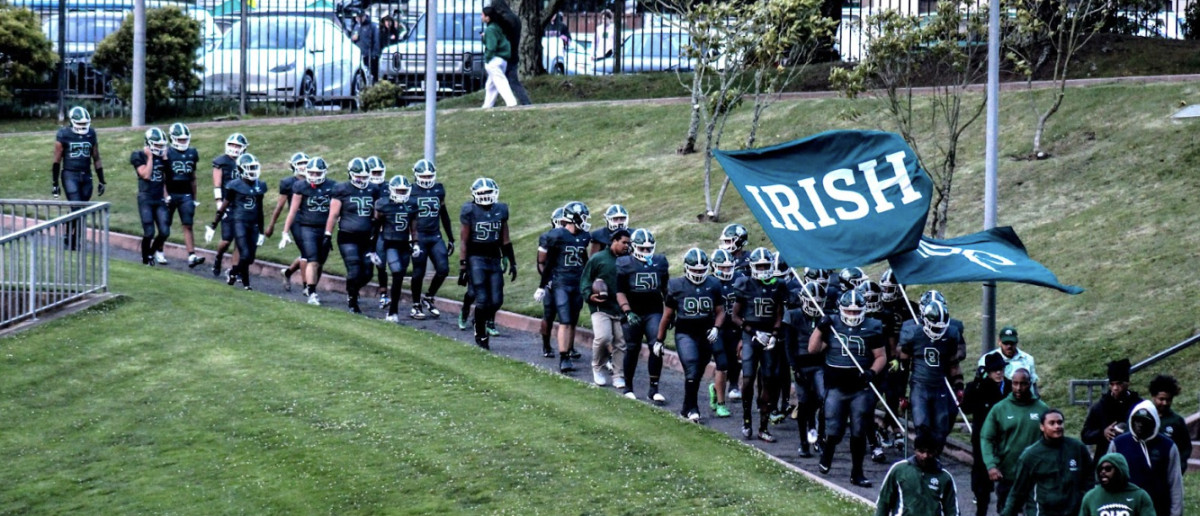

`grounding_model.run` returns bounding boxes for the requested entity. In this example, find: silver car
[201,15,366,108]
[379,9,486,96]
[578,29,694,75]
